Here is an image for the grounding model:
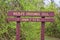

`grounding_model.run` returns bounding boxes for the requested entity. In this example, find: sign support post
[16,16,20,40]
[41,17,45,40]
